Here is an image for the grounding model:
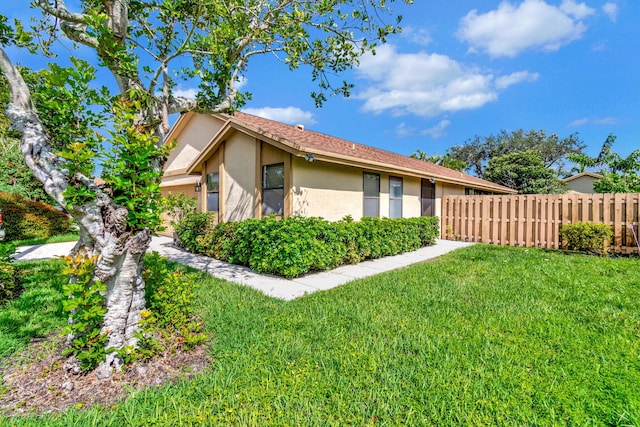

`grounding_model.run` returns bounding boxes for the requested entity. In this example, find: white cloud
[402,26,433,46]
[423,119,452,138]
[568,117,589,127]
[602,2,619,22]
[568,116,620,127]
[355,44,537,117]
[242,106,317,126]
[495,71,540,89]
[172,76,248,99]
[560,0,595,19]
[457,0,595,57]
[172,87,198,99]
[395,119,451,139]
